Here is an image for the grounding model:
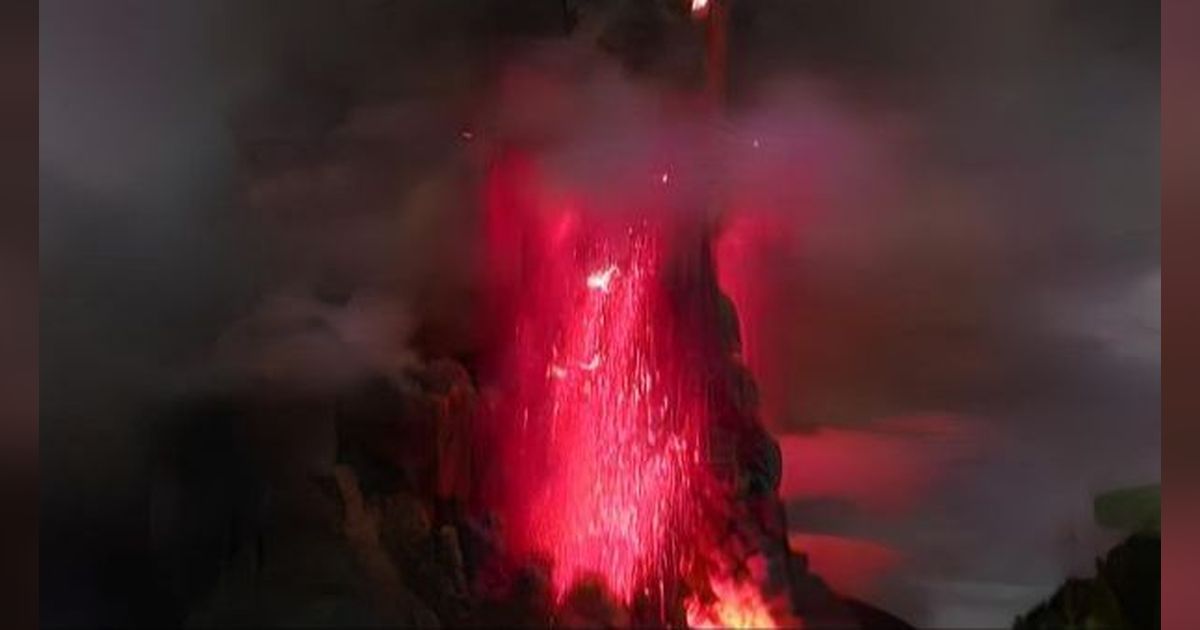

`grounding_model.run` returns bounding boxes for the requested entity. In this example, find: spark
[586,264,619,292]
[660,171,670,184]
[691,0,710,14]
